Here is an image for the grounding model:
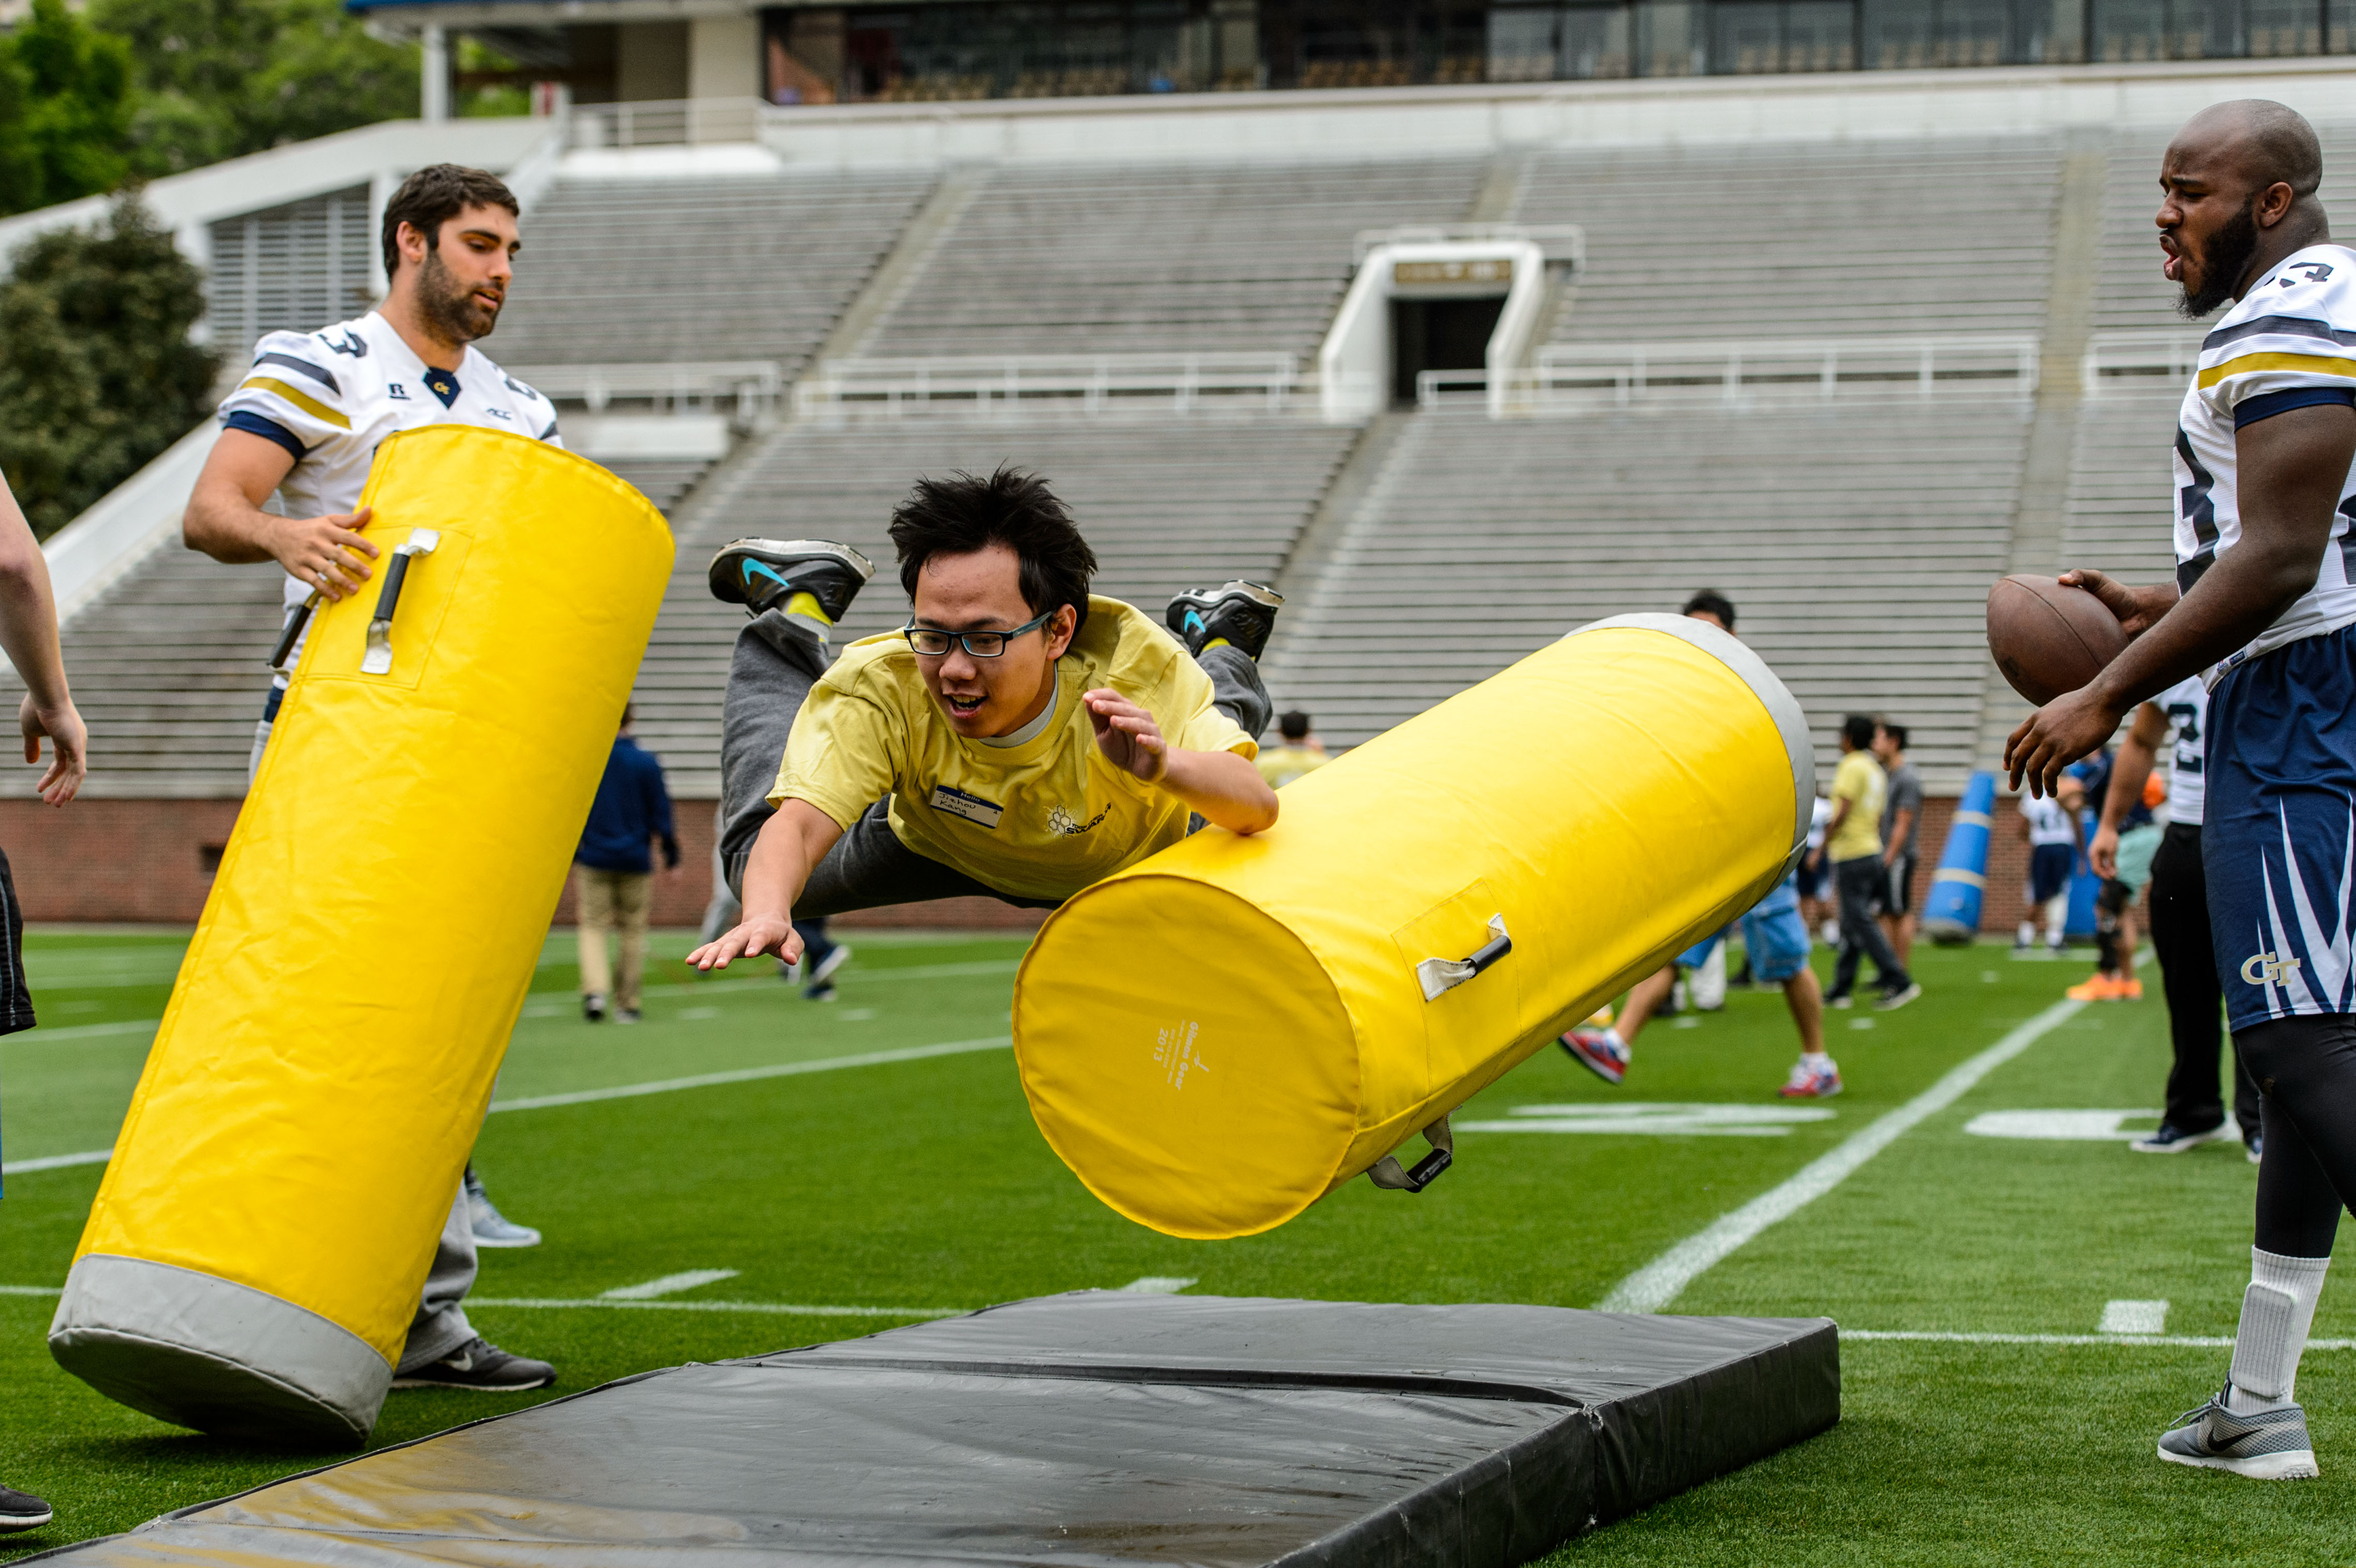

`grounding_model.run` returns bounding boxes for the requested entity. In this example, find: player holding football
[688,466,1279,968]
[2006,100,2356,1480]
[179,164,557,1395]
